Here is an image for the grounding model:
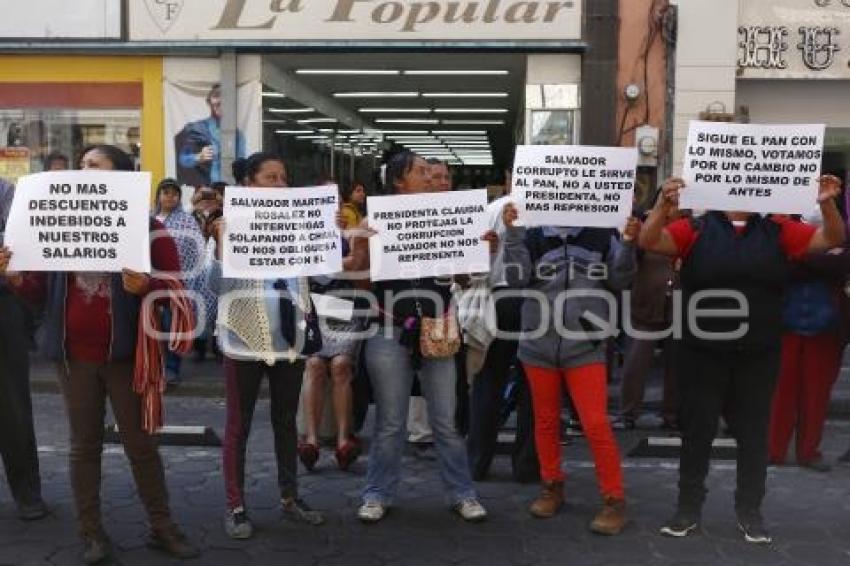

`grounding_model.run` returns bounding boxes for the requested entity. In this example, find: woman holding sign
[640,174,845,545]
[0,145,199,564]
[348,150,487,524]
[208,151,326,540]
[497,203,639,536]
